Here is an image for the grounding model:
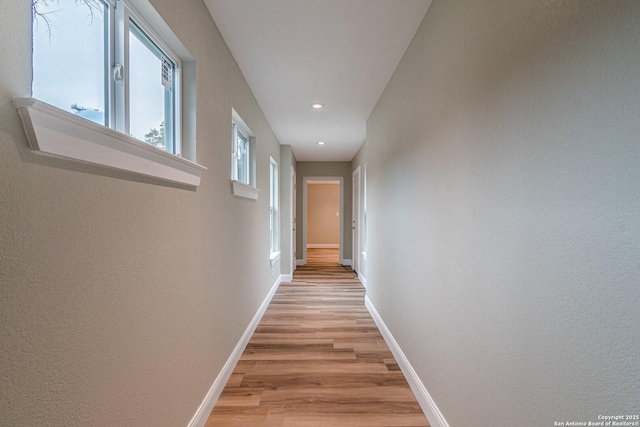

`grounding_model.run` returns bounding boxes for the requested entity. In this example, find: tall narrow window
[362,164,367,253]
[229,110,258,199]
[231,110,255,188]
[233,123,250,185]
[270,157,279,257]
[31,0,181,154]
